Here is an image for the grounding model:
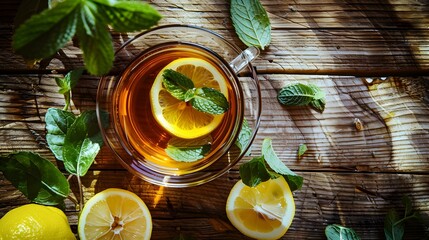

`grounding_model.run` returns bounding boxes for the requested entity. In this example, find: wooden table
[1,1,429,239]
